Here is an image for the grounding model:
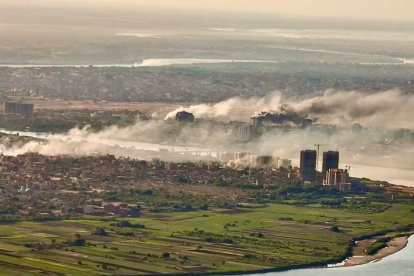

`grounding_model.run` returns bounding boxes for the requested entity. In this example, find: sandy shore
[344,235,410,267]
